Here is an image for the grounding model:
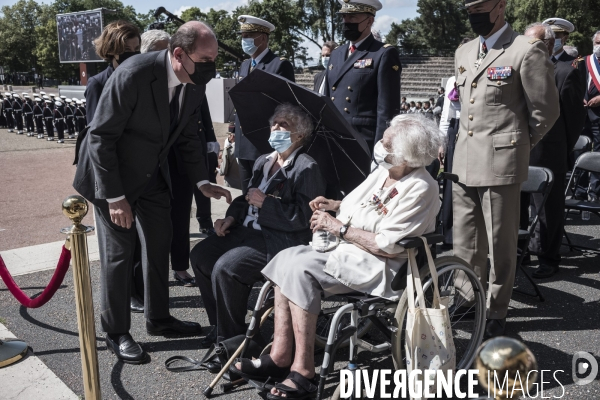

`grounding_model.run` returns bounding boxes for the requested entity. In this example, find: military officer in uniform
[0,94,6,128]
[23,95,35,135]
[33,97,44,139]
[452,0,558,339]
[54,100,66,143]
[65,98,76,138]
[314,41,338,94]
[2,93,13,132]
[325,0,401,152]
[12,93,24,135]
[43,99,55,141]
[75,99,86,133]
[543,18,576,63]
[235,15,295,193]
